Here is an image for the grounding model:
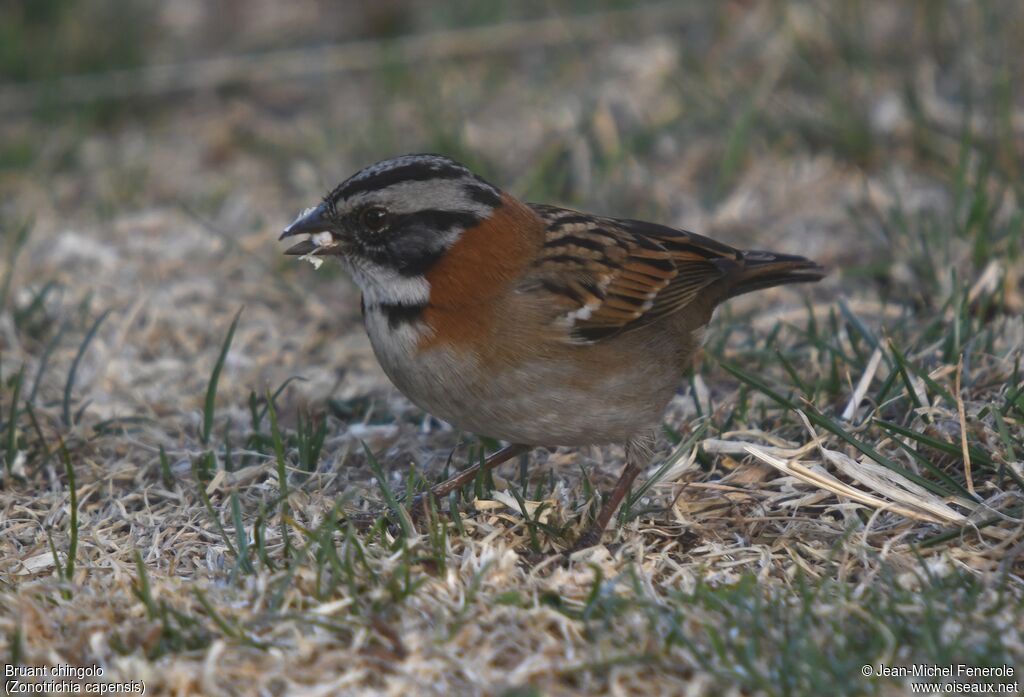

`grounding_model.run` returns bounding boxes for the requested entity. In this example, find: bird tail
[723,250,826,300]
